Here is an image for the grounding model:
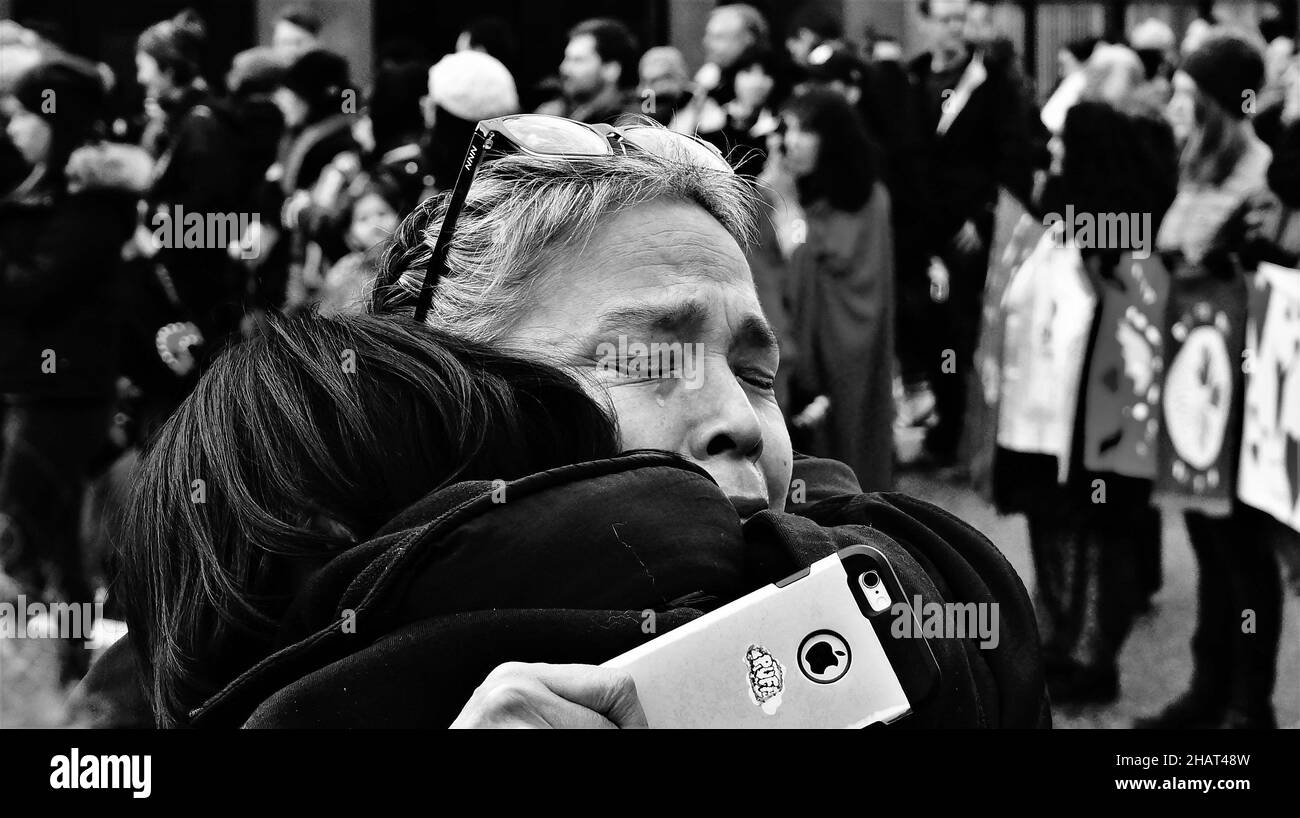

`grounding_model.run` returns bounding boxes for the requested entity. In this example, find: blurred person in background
[421,50,519,197]
[271,5,322,63]
[784,5,845,70]
[0,21,48,194]
[316,175,402,316]
[225,46,288,315]
[1130,18,1177,105]
[678,3,771,133]
[801,43,926,437]
[275,58,428,316]
[1041,37,1100,135]
[359,59,430,214]
[0,58,138,680]
[638,46,692,128]
[999,44,1178,705]
[778,89,895,492]
[129,10,249,397]
[905,0,1034,470]
[273,49,359,309]
[536,18,639,125]
[693,44,782,178]
[1137,33,1281,730]
[456,16,520,75]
